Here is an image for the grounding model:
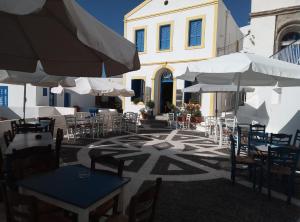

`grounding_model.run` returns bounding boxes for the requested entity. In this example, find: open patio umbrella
[0,0,140,77]
[183,83,255,117]
[51,77,134,97]
[0,67,76,118]
[178,52,300,116]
